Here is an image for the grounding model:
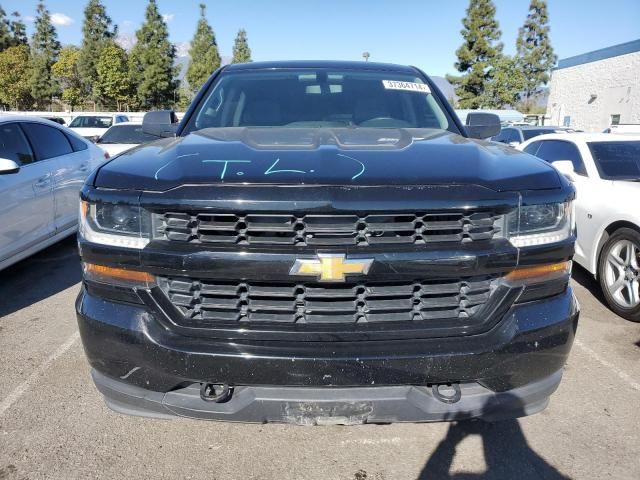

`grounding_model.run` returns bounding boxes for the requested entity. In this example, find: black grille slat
[158,275,496,326]
[156,210,501,247]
